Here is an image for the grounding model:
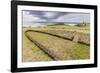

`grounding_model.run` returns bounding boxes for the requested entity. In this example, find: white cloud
[53,13,90,23]
[23,11,40,22]
[24,15,38,21]
[23,11,47,25]
[43,12,57,18]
